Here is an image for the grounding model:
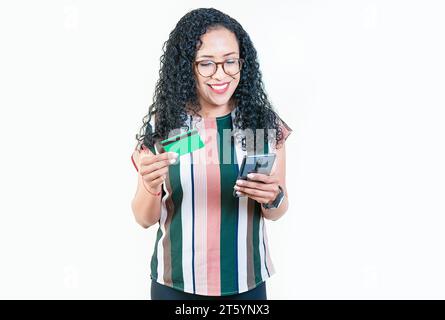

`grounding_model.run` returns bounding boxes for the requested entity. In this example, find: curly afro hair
[135,7,287,153]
